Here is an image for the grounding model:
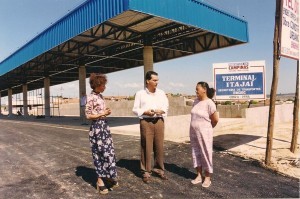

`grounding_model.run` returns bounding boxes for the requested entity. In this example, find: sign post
[291,60,299,153]
[265,0,282,166]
